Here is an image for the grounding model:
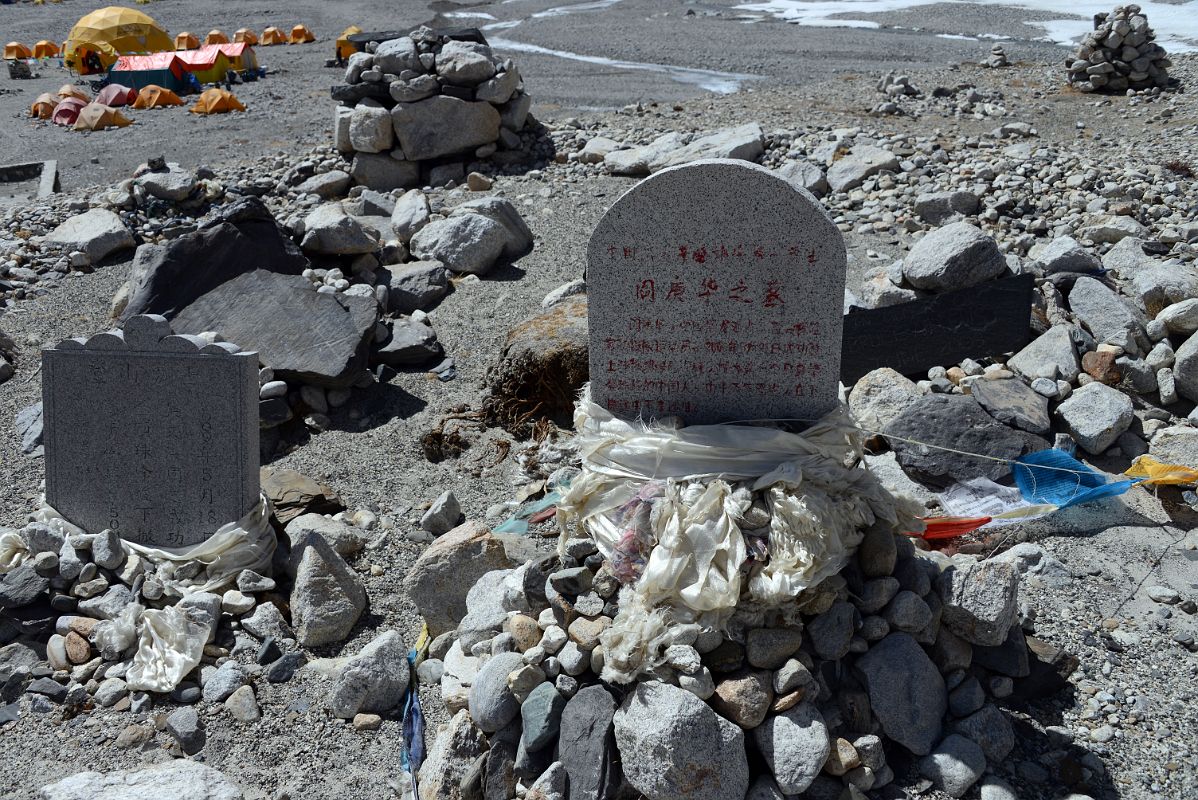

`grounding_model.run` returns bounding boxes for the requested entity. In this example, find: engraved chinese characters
[587,159,847,424]
[42,315,259,548]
